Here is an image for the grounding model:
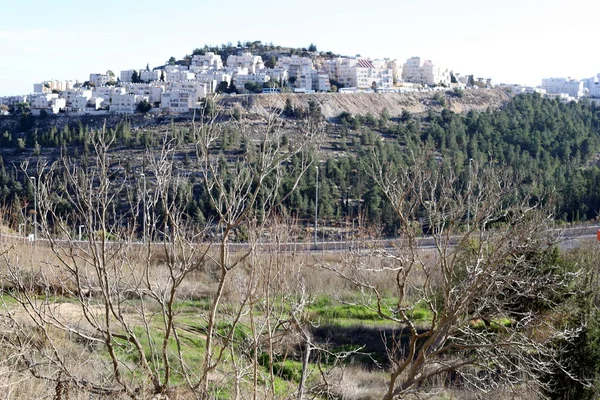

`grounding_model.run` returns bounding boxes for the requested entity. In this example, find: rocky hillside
[0,89,511,135]
[220,88,512,120]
